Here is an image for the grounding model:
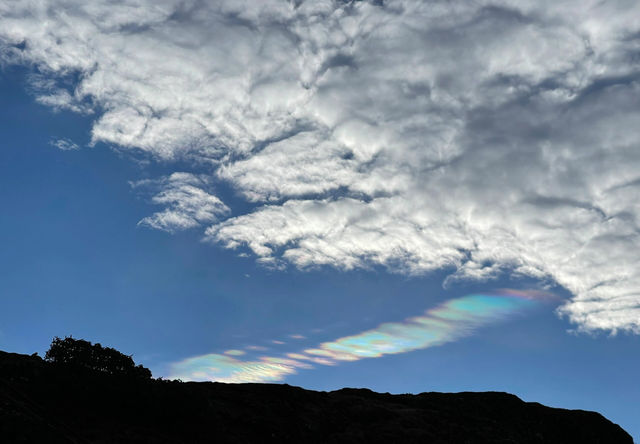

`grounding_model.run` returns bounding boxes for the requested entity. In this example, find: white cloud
[2,0,640,333]
[50,138,80,151]
[134,173,229,233]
